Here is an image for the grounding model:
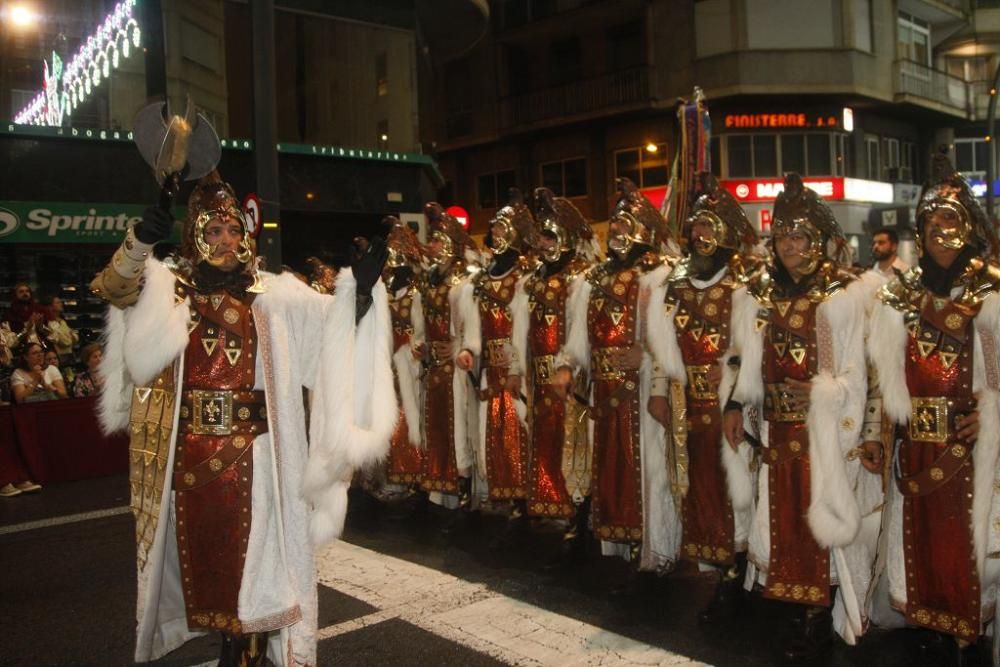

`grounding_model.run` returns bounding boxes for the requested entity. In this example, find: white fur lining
[303,269,396,545]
